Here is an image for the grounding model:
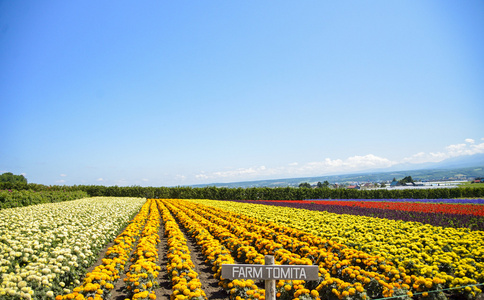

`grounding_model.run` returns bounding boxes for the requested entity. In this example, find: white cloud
[60,174,67,177]
[212,166,270,178]
[175,175,187,181]
[195,173,209,180]
[96,178,104,182]
[142,178,149,182]
[194,155,396,183]
[56,179,66,183]
[402,138,484,164]
[191,138,484,184]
